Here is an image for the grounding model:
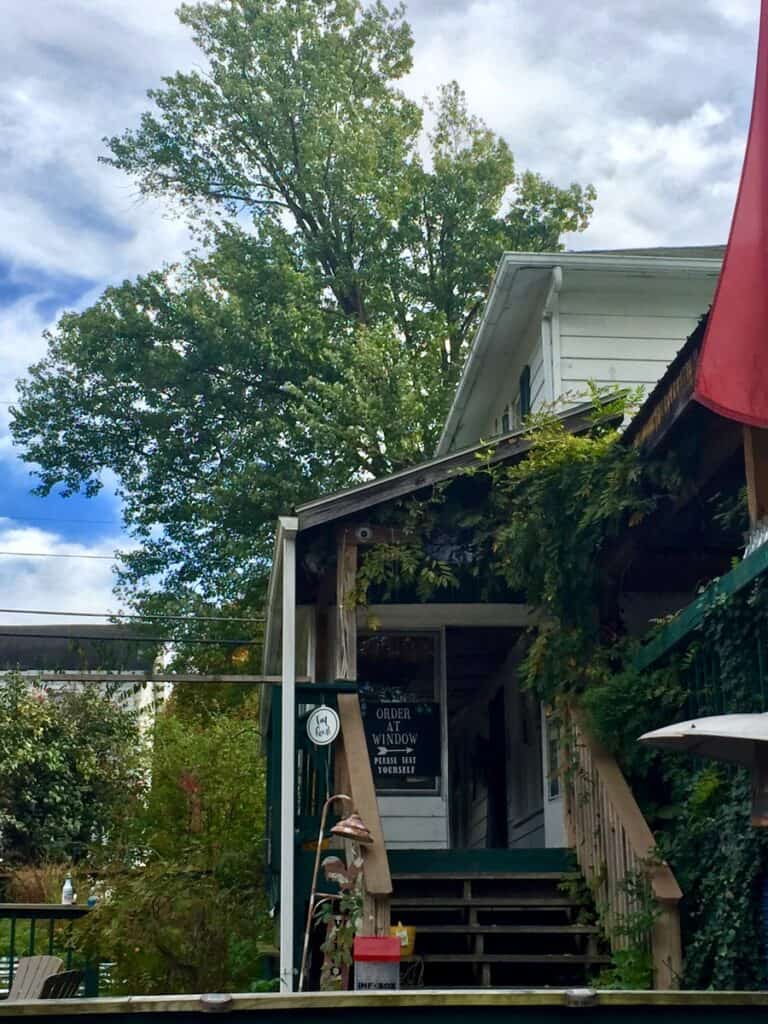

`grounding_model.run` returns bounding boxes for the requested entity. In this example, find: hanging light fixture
[330,811,374,845]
